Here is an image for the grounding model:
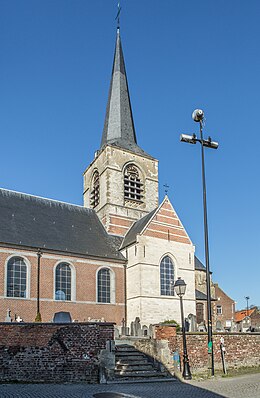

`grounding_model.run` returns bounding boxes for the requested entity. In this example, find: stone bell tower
[83,28,158,236]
